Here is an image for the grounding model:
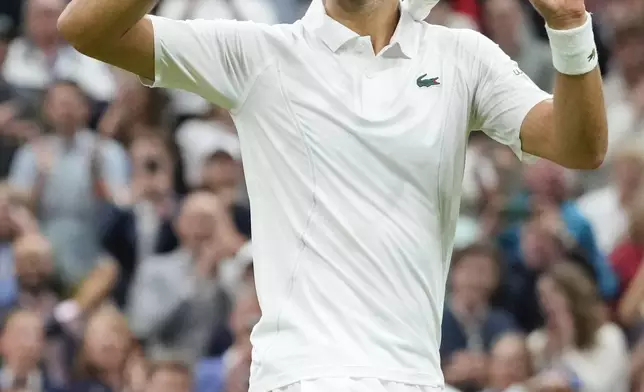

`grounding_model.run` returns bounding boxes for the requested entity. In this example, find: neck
[451,295,486,320]
[325,0,400,53]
